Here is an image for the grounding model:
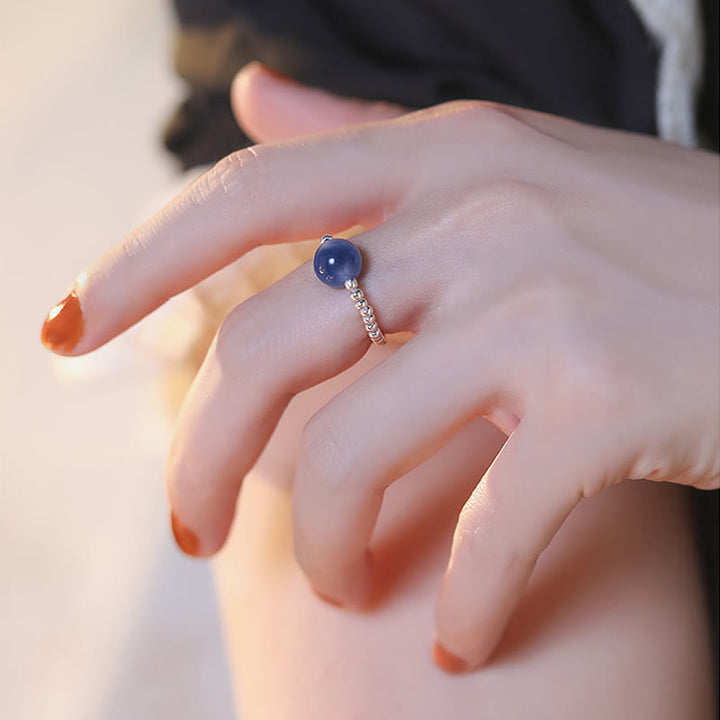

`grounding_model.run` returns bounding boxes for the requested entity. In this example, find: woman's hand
[41,66,720,672]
